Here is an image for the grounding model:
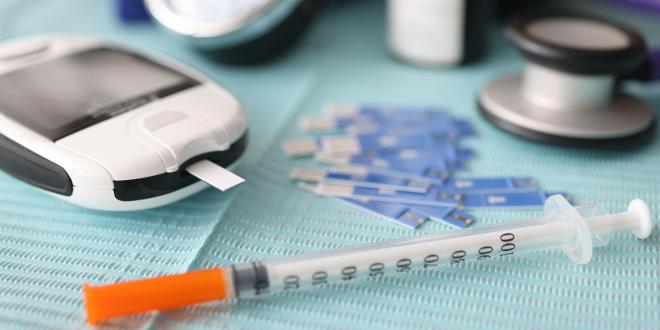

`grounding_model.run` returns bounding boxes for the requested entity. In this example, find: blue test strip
[326,104,449,119]
[322,104,475,137]
[456,148,477,161]
[411,205,474,228]
[343,113,454,129]
[325,172,429,192]
[346,119,466,138]
[290,167,430,193]
[306,181,558,210]
[357,132,454,149]
[339,157,451,184]
[320,131,461,156]
[299,183,461,208]
[345,148,456,167]
[319,146,474,175]
[283,135,474,159]
[340,198,427,229]
[342,164,449,186]
[370,188,556,209]
[360,146,476,162]
[298,181,458,207]
[445,209,476,227]
[459,191,569,209]
[453,119,476,136]
[302,106,456,132]
[444,177,538,193]
[351,186,458,207]
[351,186,459,207]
